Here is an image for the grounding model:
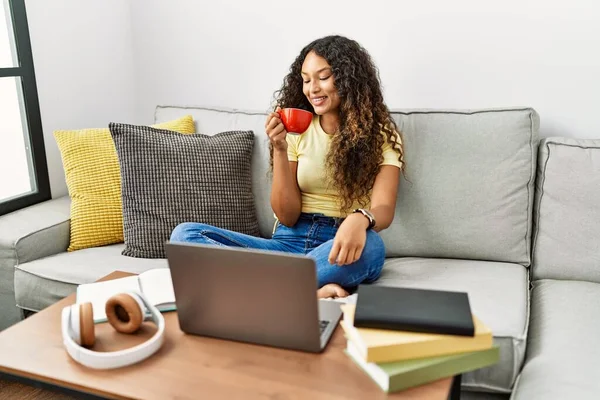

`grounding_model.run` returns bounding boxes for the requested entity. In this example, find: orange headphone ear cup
[105,293,143,334]
[79,302,95,347]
